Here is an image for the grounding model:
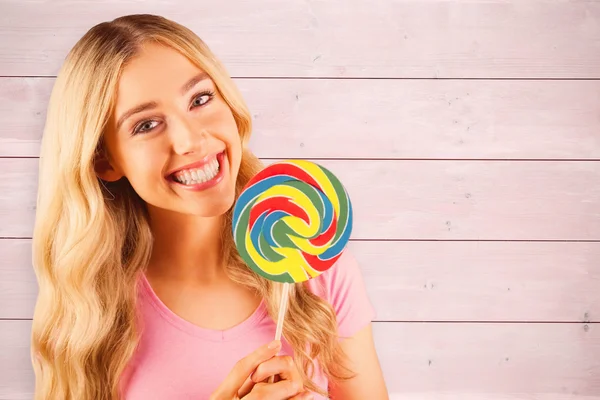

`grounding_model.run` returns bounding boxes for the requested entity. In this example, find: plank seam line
[371,321,599,324]
[2,156,600,162]
[1,318,598,324]
[2,237,600,243]
[1,75,600,81]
